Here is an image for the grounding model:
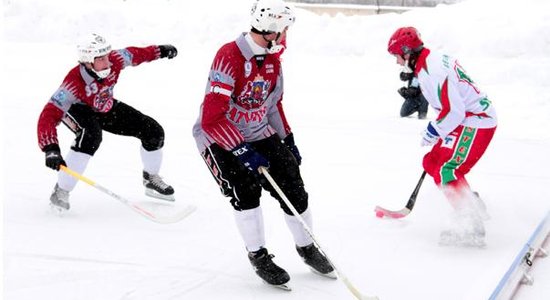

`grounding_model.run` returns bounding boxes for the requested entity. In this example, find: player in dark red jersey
[37,33,178,212]
[192,0,334,288]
